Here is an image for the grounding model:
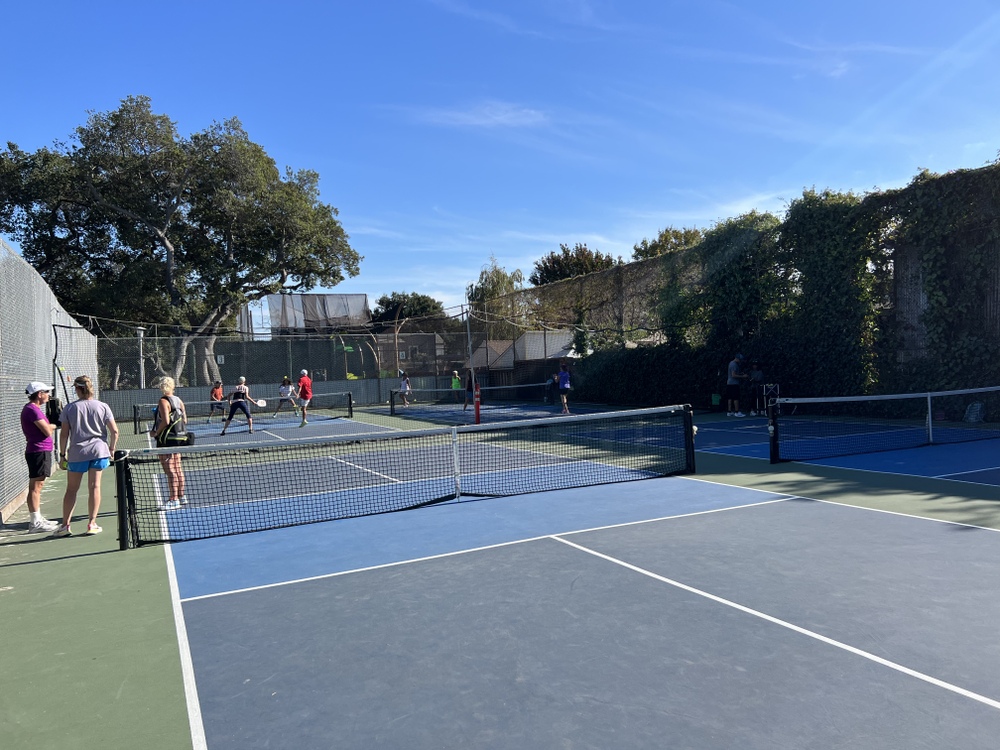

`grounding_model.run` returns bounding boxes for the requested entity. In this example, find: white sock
[30,511,42,522]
